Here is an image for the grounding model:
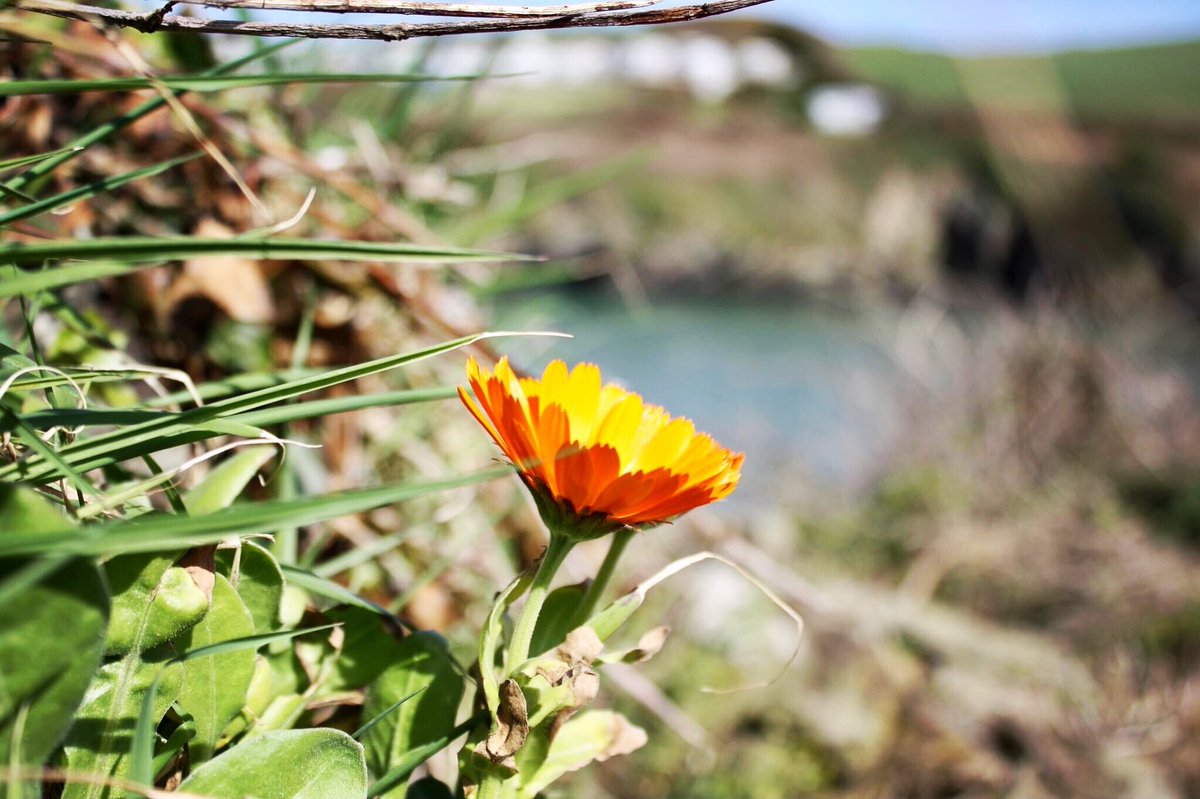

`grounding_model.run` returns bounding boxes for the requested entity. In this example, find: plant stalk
[506,533,574,670]
[572,527,635,626]
[476,770,509,799]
